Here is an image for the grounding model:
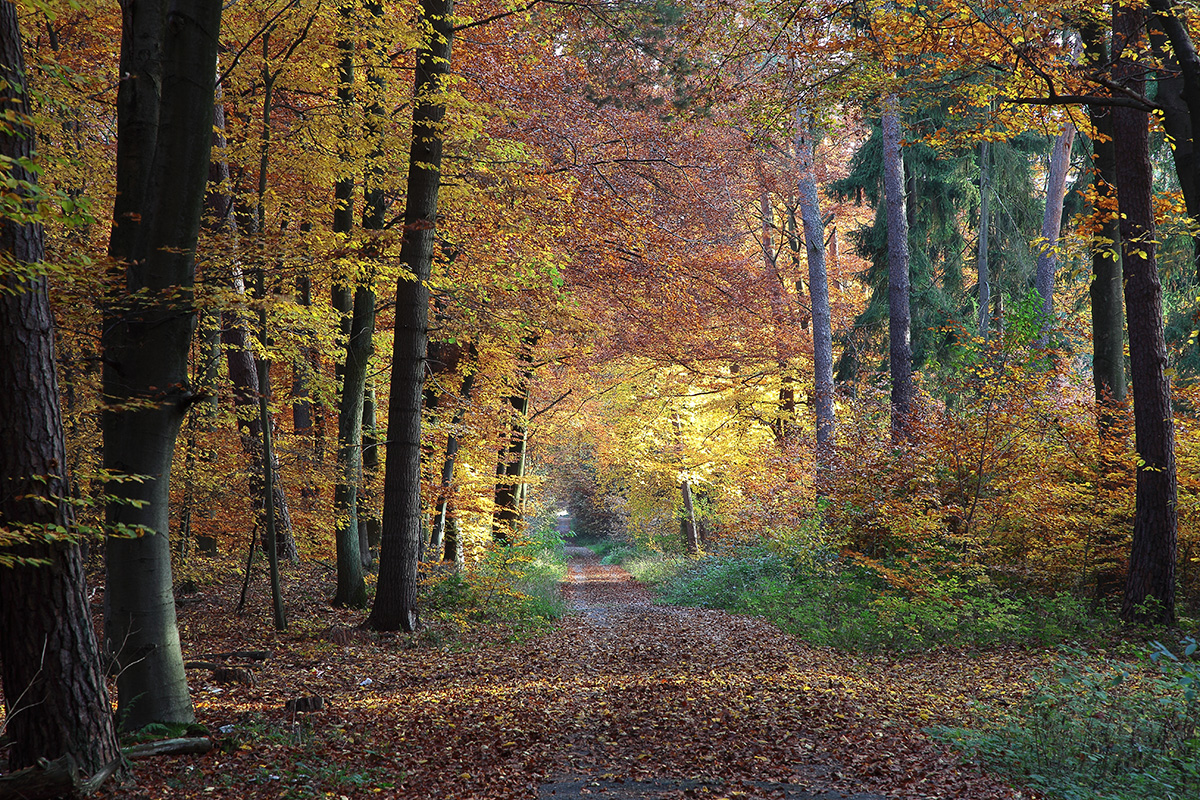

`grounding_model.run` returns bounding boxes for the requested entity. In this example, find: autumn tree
[102,0,222,728]
[370,0,454,631]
